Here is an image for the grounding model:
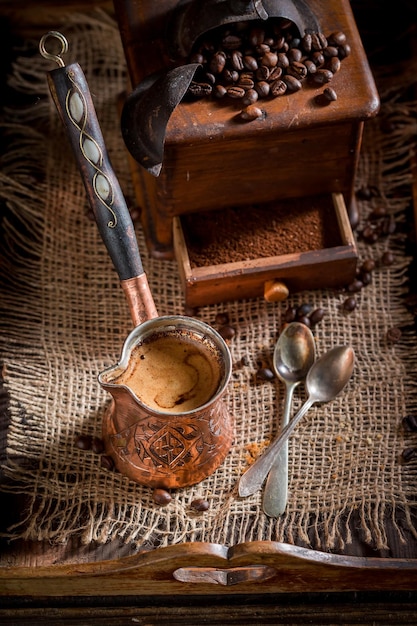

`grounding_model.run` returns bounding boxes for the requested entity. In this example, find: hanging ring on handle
[39,31,68,67]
